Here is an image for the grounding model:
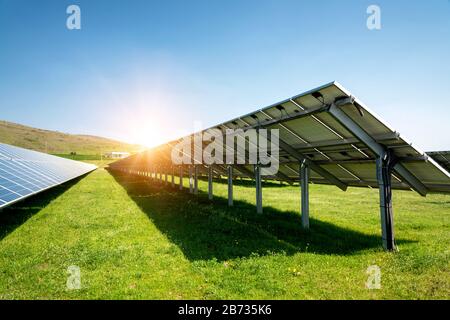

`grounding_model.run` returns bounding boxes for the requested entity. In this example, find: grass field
[0,162,448,299]
[53,154,104,161]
